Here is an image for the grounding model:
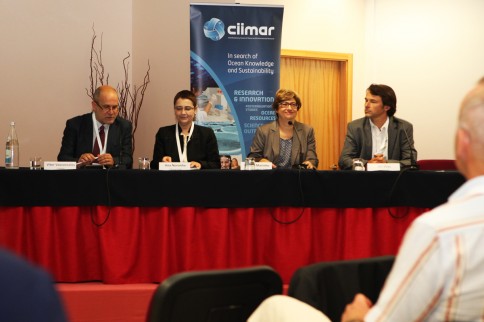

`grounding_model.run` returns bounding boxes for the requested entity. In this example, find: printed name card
[44,161,77,170]
[366,163,401,171]
[158,162,193,170]
[240,162,273,170]
[254,162,273,170]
